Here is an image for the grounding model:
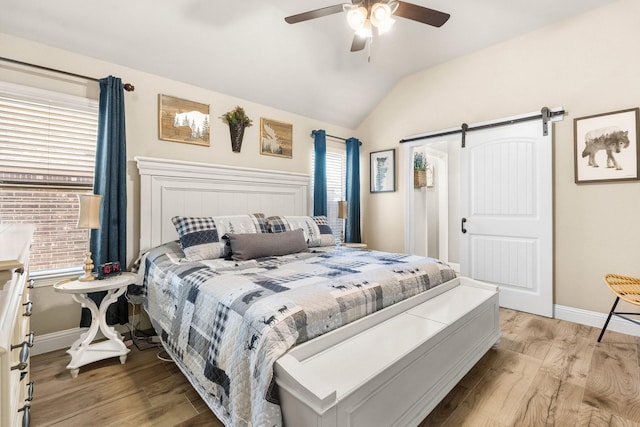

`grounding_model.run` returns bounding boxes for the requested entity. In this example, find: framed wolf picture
[574,108,640,183]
